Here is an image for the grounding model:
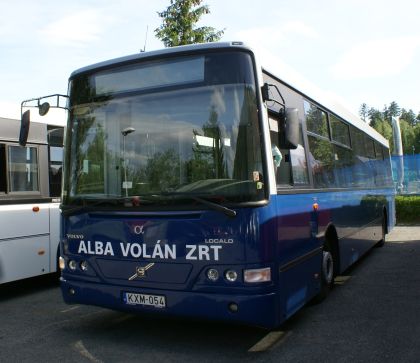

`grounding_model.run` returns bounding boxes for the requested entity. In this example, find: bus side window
[49,146,63,197]
[0,144,6,193]
[269,115,292,186]
[47,126,64,198]
[7,145,39,193]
